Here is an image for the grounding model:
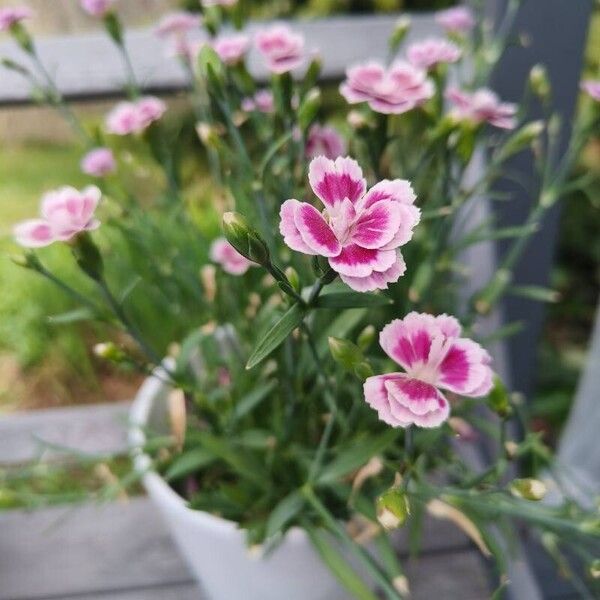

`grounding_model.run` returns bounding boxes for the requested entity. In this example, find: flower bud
[529,64,550,100]
[347,110,369,130]
[328,336,363,370]
[11,23,34,54]
[0,57,29,76]
[356,325,376,351]
[486,375,512,418]
[376,487,410,530]
[353,361,374,380]
[589,559,600,579]
[510,478,547,501]
[72,233,104,281]
[500,121,544,159]
[222,212,270,266]
[389,16,411,54]
[196,122,221,148]
[93,342,128,362]
[298,88,321,131]
[303,55,322,91]
[284,266,300,294]
[103,12,123,45]
[10,252,41,270]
